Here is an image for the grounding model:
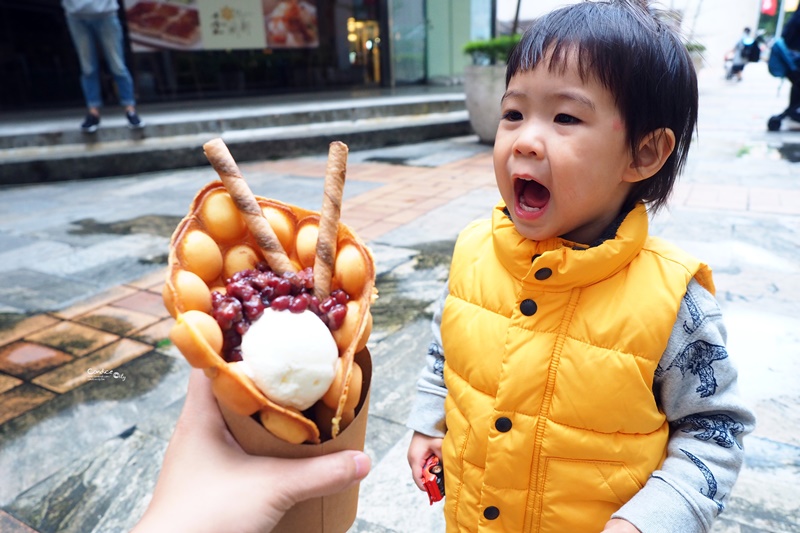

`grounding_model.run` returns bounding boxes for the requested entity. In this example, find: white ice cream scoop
[240,308,338,411]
